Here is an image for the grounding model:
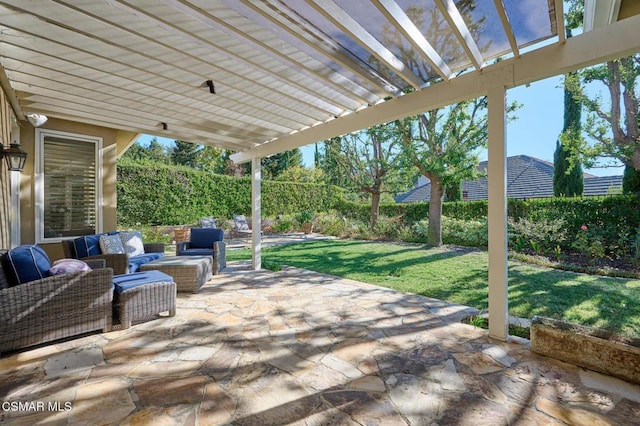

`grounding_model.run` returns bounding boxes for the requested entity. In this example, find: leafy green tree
[554,30,584,197]
[170,140,202,168]
[445,182,462,202]
[119,137,169,165]
[622,165,640,194]
[334,122,414,229]
[562,1,639,173]
[396,99,494,246]
[317,137,352,188]
[195,145,226,174]
[261,149,303,180]
[147,138,170,164]
[273,165,325,183]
